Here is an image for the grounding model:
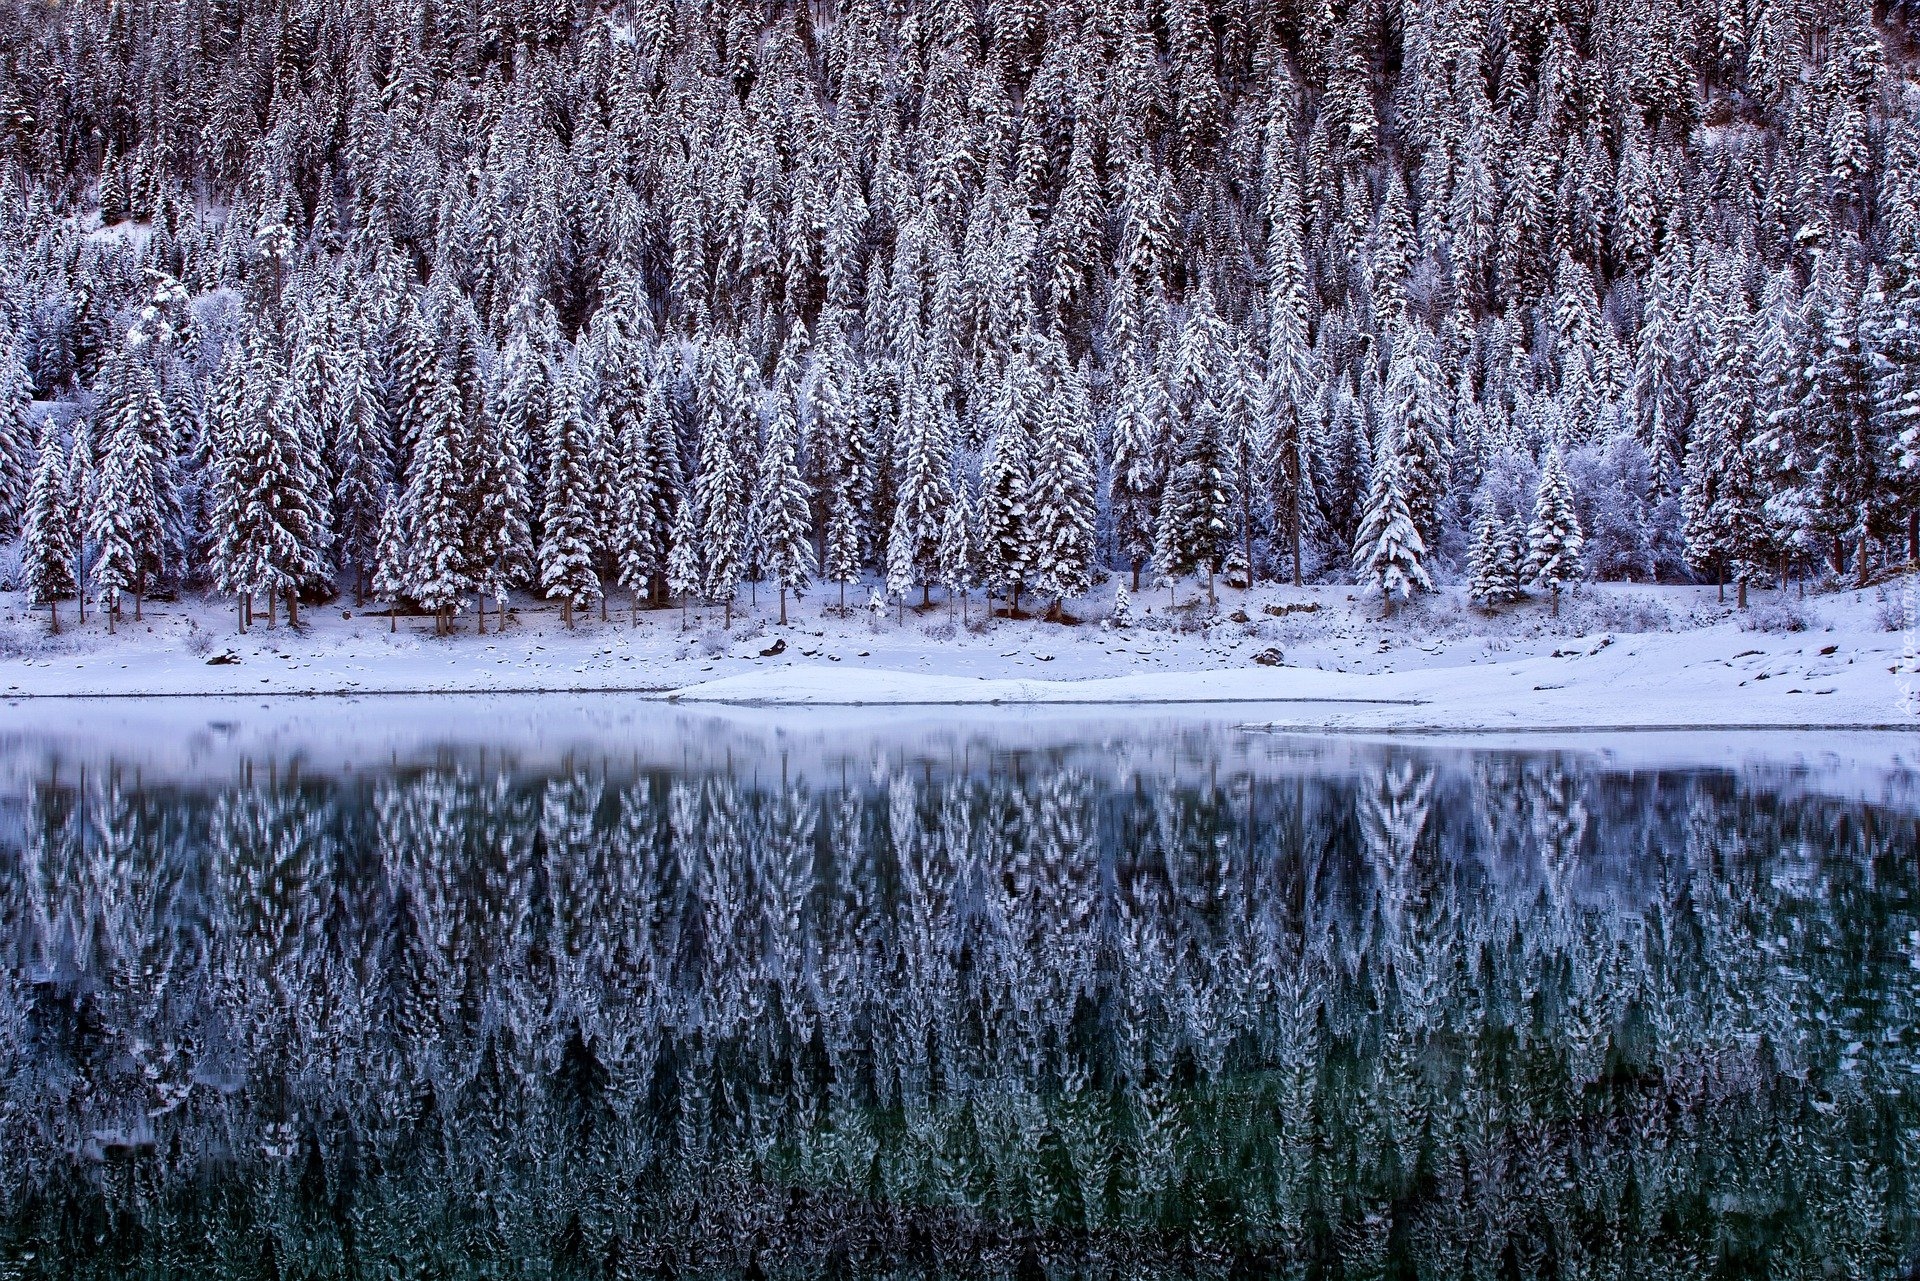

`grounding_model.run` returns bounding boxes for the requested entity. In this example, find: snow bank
[665,665,1400,705]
